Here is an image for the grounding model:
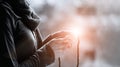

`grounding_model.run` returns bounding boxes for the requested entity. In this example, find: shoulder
[0,2,21,28]
[0,3,7,18]
[0,2,20,31]
[0,2,20,21]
